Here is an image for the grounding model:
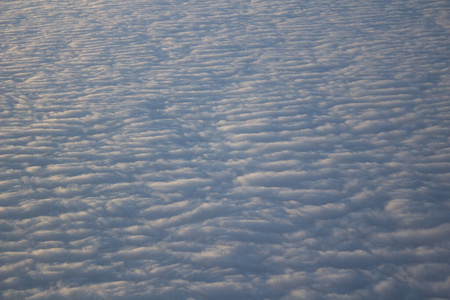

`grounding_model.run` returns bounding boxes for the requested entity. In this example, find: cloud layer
[1,0,450,299]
